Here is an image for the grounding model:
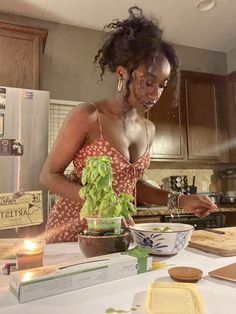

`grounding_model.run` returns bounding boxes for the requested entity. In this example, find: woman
[40,7,217,243]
